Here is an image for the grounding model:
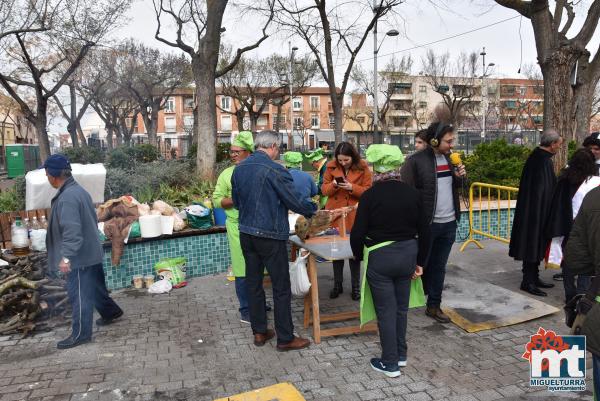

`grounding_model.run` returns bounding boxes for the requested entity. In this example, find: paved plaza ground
[0,241,594,401]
